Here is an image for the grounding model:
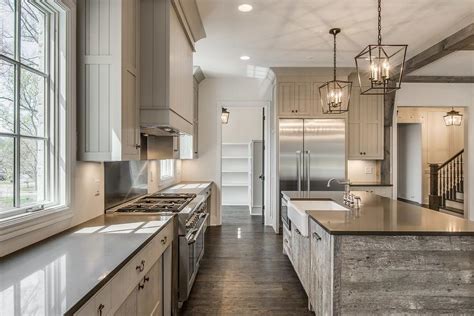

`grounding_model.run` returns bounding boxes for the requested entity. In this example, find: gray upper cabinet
[78,0,141,161]
[348,88,384,160]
